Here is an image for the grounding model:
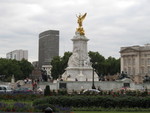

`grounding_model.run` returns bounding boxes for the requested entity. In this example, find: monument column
[62,13,99,81]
